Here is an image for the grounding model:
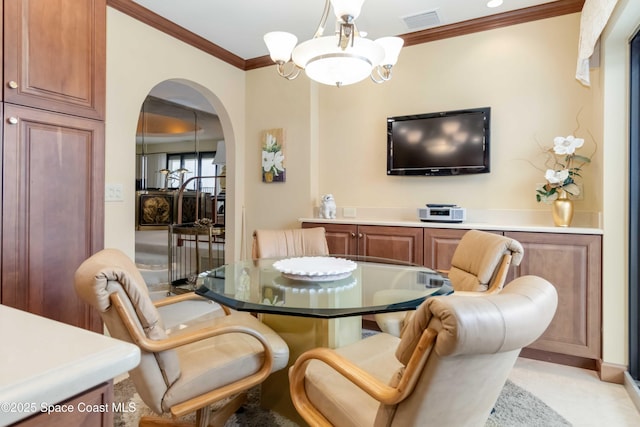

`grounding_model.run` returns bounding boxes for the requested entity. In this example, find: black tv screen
[387,107,490,176]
